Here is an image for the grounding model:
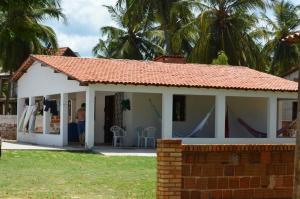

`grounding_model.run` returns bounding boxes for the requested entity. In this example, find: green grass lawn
[0,151,156,199]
